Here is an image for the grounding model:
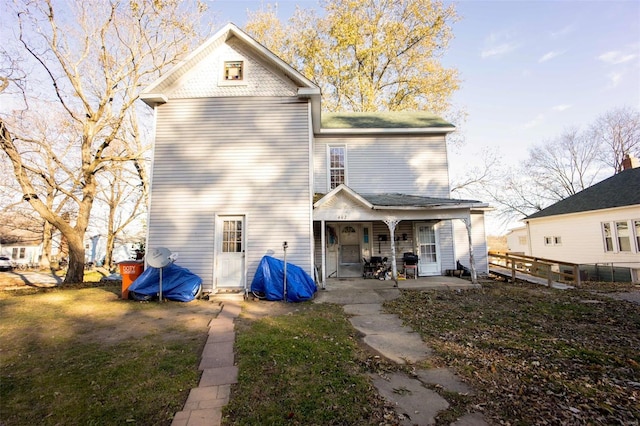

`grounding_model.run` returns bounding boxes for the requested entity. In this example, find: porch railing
[488,251,582,286]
